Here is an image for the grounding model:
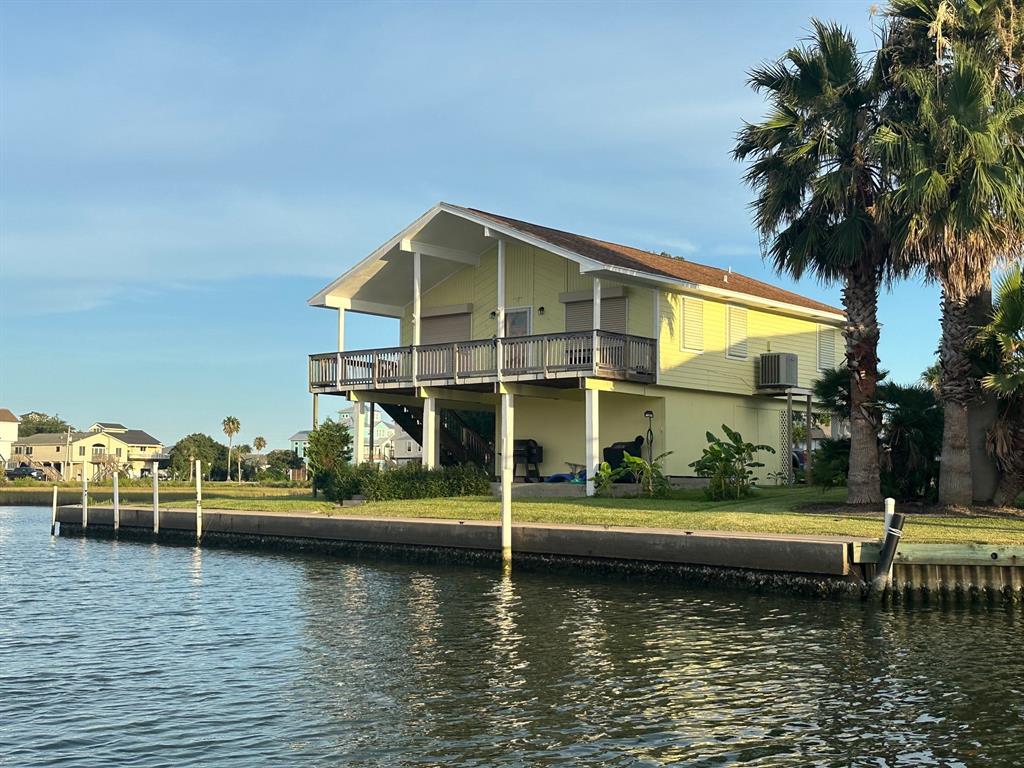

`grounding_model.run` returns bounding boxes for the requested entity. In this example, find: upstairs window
[726,306,748,360]
[818,325,837,370]
[680,297,704,352]
[79,446,85,456]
